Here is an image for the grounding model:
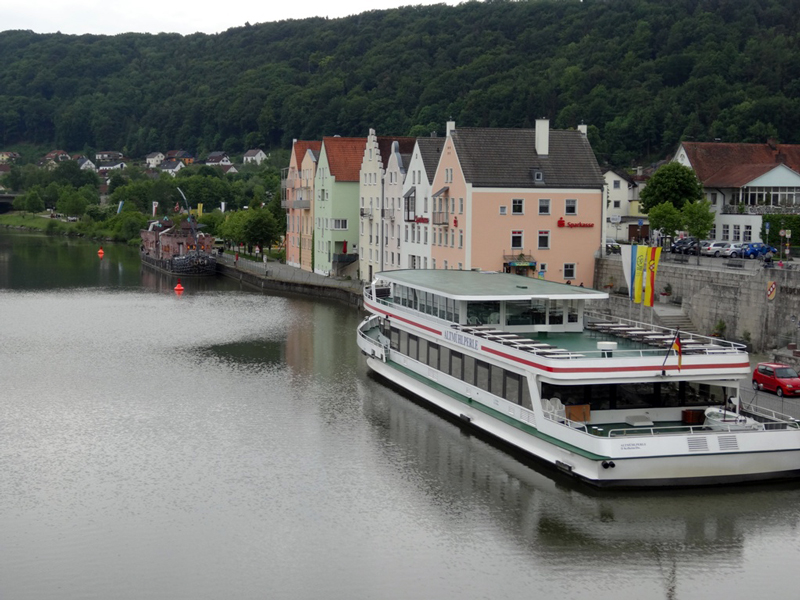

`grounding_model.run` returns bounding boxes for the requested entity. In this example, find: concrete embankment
[216,254,363,308]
